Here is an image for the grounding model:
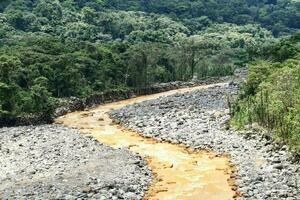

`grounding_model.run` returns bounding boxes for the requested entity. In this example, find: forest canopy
[0,0,299,124]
